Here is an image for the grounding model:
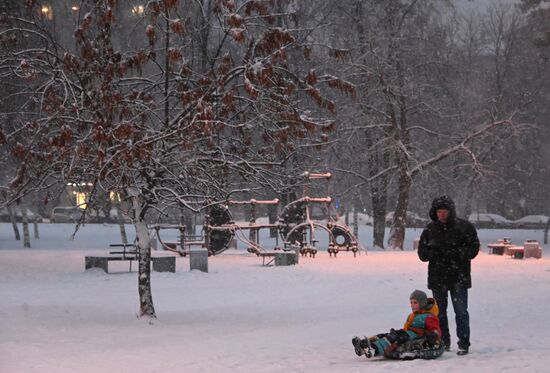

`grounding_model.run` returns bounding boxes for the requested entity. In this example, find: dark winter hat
[431,195,455,211]
[429,195,456,222]
[410,290,428,308]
